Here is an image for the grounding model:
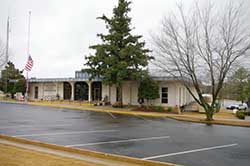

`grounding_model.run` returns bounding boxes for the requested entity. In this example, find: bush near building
[132,105,174,113]
[236,111,245,120]
[138,74,159,108]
